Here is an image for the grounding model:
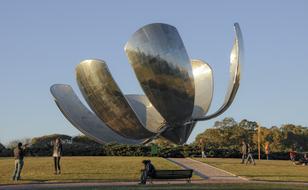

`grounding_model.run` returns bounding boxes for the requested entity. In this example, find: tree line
[194,117,308,157]
[1,117,307,159]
